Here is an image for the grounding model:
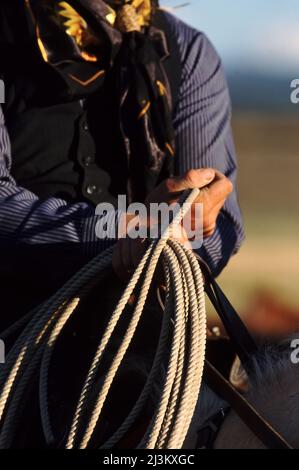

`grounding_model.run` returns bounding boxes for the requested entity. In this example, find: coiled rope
[0,188,207,449]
